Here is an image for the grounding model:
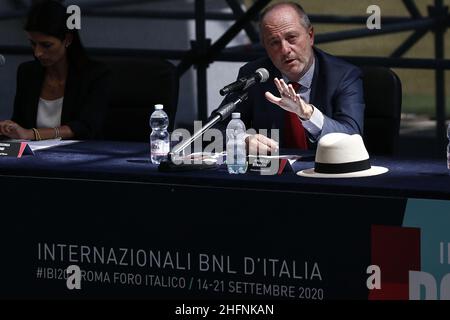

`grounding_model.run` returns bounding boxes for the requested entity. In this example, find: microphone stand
[158,91,248,172]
